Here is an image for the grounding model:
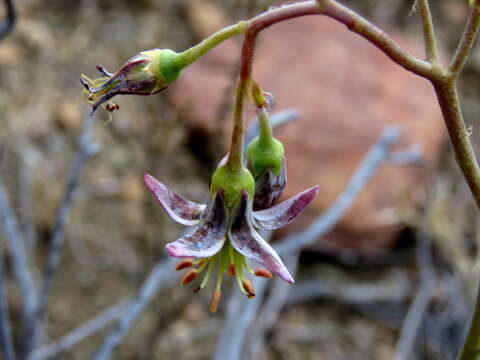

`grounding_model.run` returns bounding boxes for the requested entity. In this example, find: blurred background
[1,0,480,359]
